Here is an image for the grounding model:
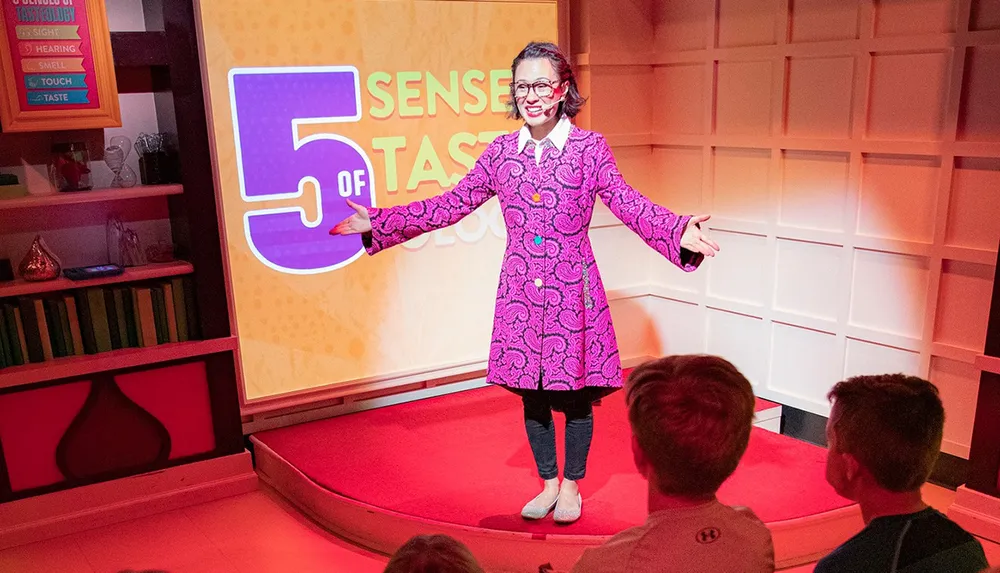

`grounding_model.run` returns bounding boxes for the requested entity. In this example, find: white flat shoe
[554,493,582,524]
[521,492,558,520]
